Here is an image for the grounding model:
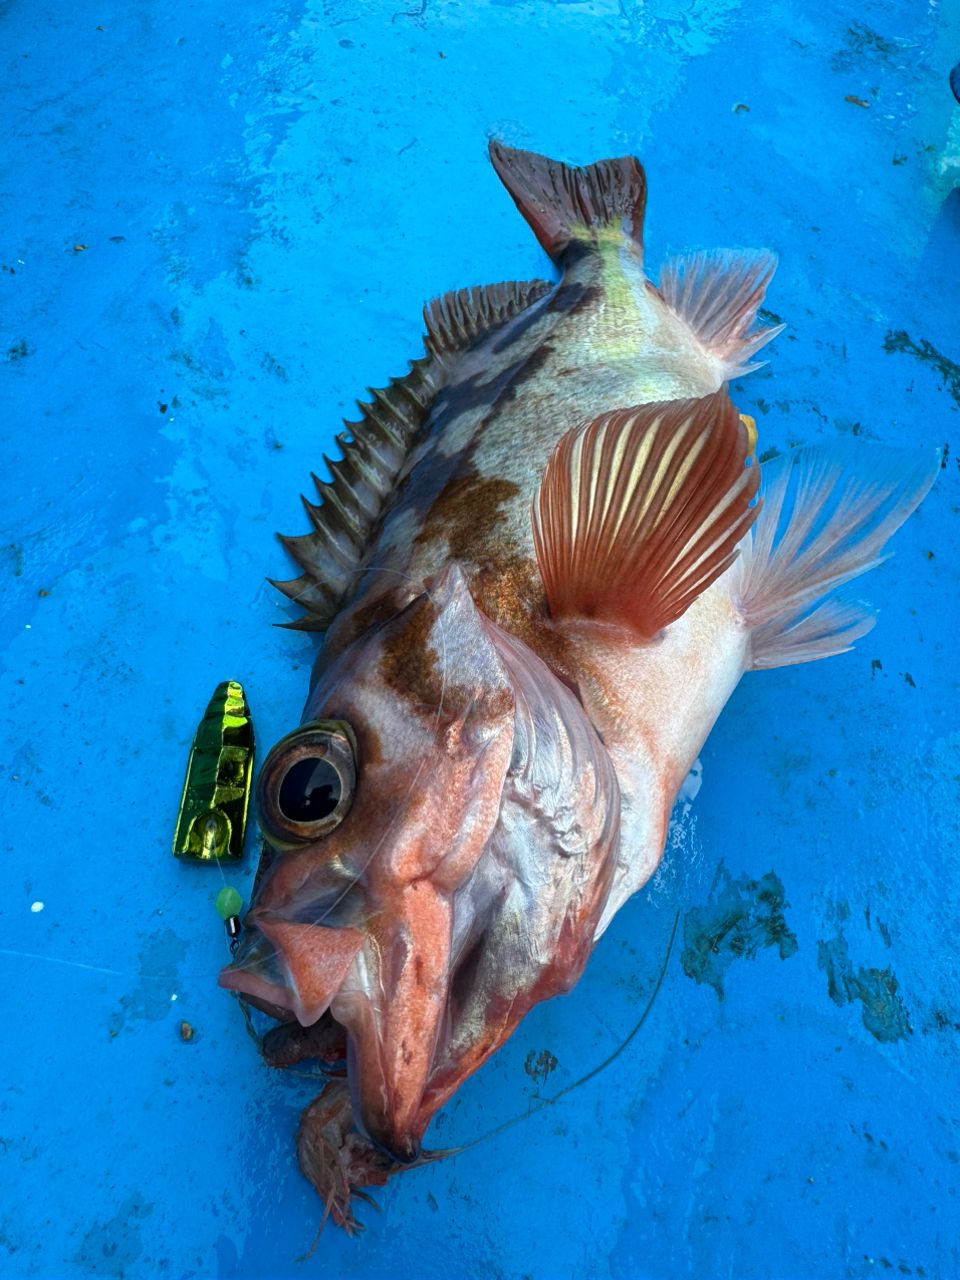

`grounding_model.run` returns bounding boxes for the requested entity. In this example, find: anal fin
[533,392,760,638]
